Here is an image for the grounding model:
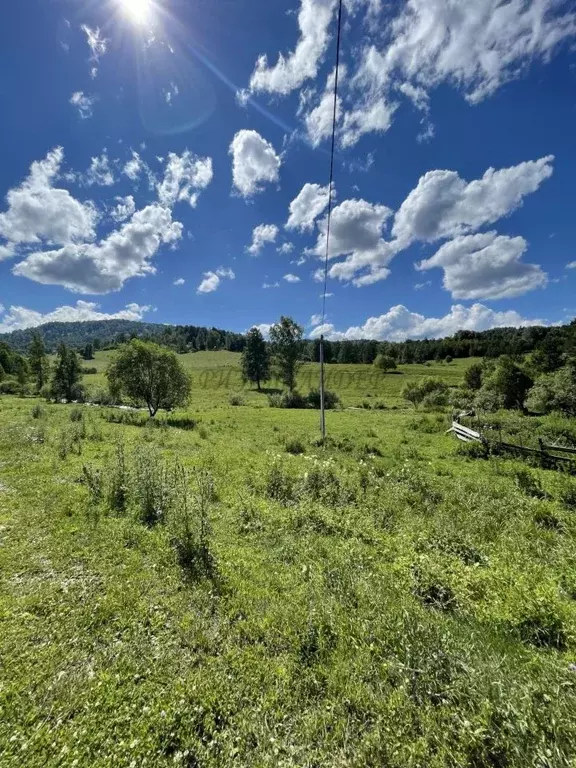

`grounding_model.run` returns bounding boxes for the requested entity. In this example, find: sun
[118,0,153,25]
